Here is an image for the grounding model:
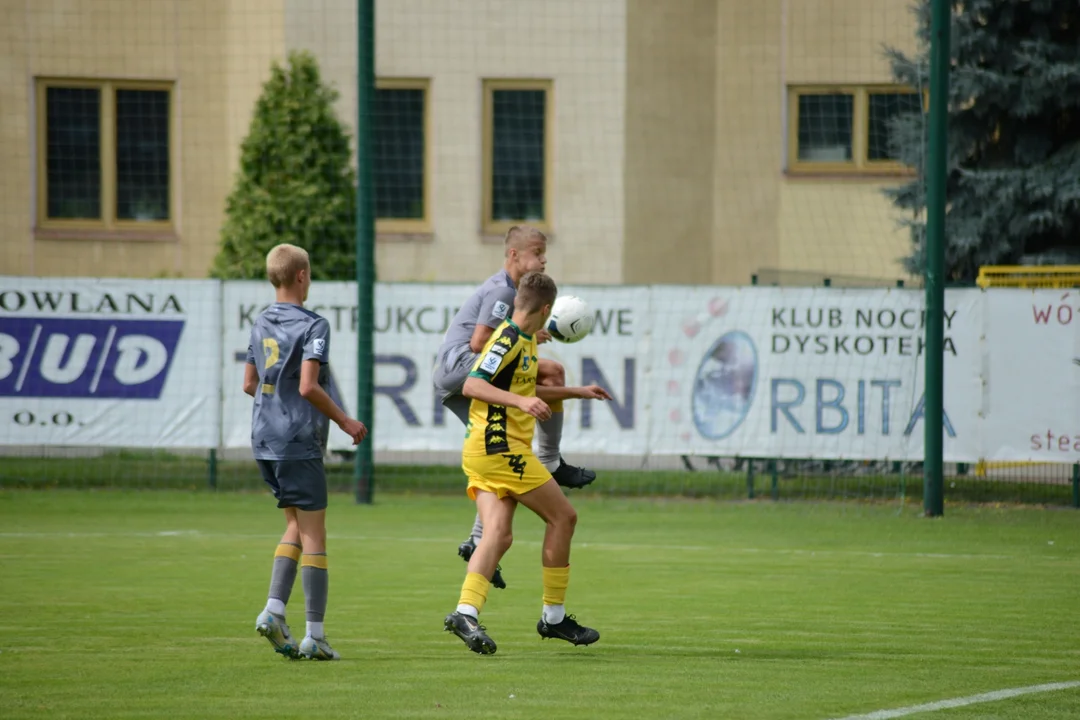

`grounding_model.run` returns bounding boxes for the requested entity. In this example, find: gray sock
[268,542,301,606]
[469,514,484,544]
[536,411,564,470]
[301,554,328,622]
